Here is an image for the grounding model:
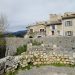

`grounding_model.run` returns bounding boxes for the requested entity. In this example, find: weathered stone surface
[1,36,75,75]
[5,37,75,56]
